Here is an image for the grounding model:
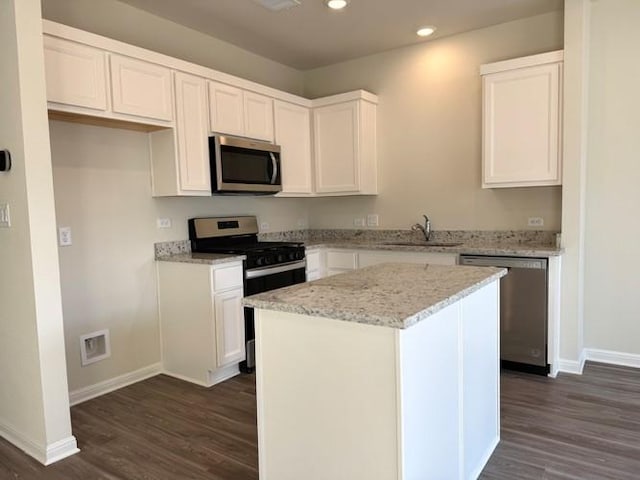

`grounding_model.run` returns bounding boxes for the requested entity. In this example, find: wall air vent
[254,0,301,11]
